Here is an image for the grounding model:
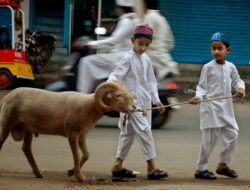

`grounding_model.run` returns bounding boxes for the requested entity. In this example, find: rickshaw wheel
[0,70,14,90]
